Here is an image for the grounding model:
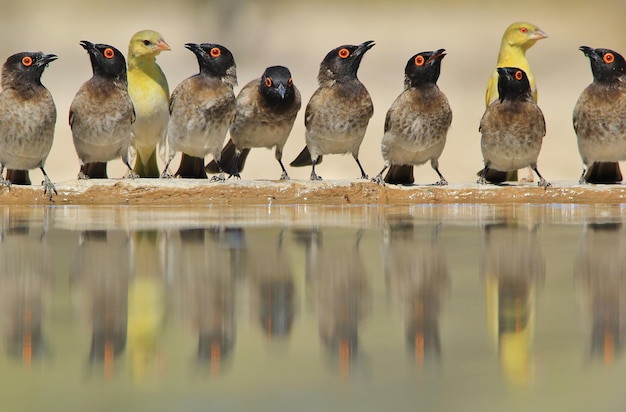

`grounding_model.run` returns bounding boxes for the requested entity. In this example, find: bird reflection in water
[575,223,626,365]
[481,222,545,387]
[0,214,53,367]
[383,217,449,367]
[297,228,370,376]
[71,230,130,378]
[168,228,236,376]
